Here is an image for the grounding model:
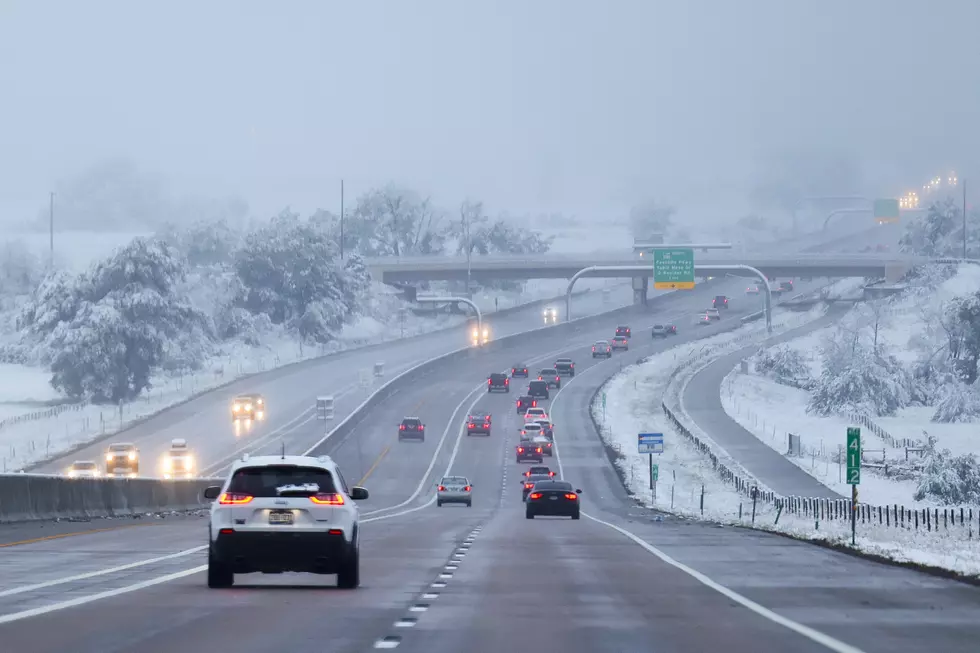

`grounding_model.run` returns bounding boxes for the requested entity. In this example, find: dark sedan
[525,480,582,519]
[521,474,554,501]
